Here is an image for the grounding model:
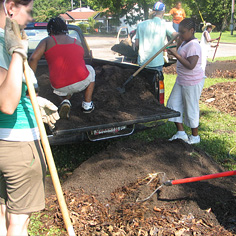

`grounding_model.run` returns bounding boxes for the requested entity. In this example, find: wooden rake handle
[12,18,75,235]
[23,61,75,235]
